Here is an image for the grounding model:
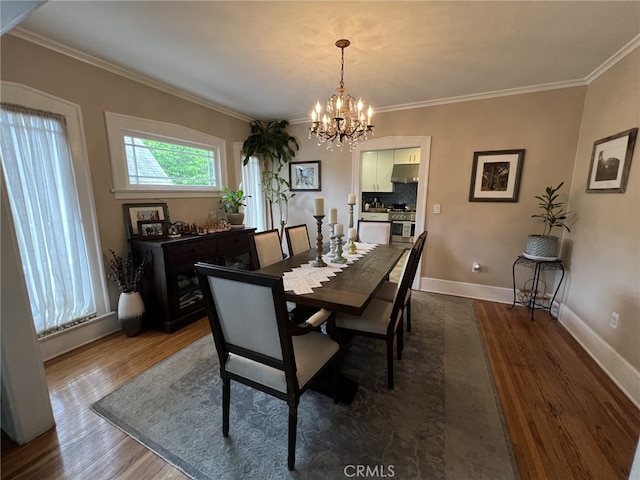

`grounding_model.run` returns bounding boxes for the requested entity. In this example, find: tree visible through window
[125,136,217,186]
